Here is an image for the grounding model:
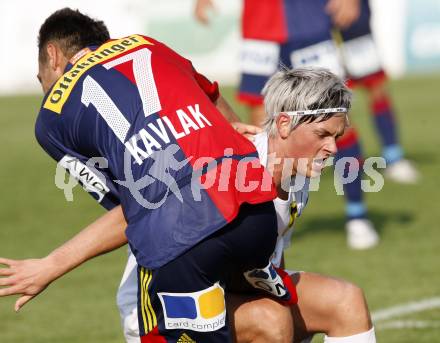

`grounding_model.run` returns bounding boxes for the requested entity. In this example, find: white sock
[324,327,376,343]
